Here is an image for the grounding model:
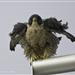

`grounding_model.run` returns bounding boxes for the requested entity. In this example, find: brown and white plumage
[9,14,75,64]
[24,22,59,62]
